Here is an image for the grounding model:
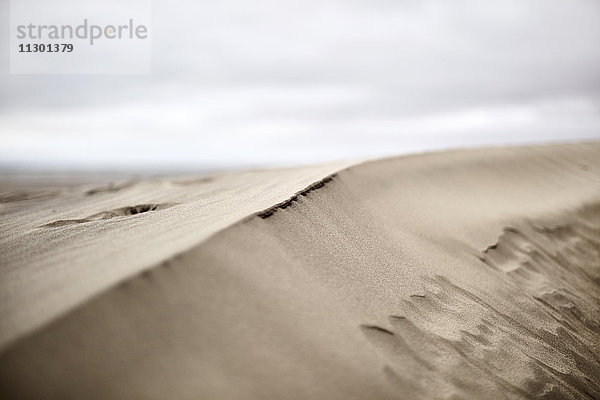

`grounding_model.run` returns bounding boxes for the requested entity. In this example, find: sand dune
[0,143,599,399]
